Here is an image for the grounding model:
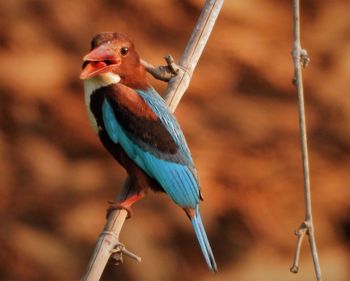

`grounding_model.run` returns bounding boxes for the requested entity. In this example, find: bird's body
[80,32,217,272]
